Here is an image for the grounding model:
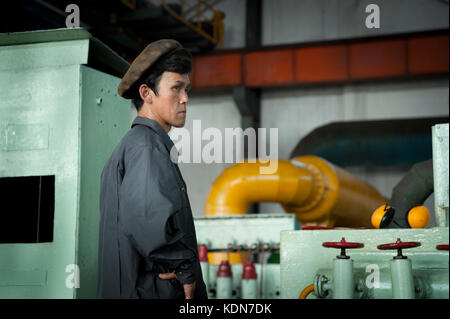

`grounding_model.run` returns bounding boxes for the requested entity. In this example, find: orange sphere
[408,206,430,228]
